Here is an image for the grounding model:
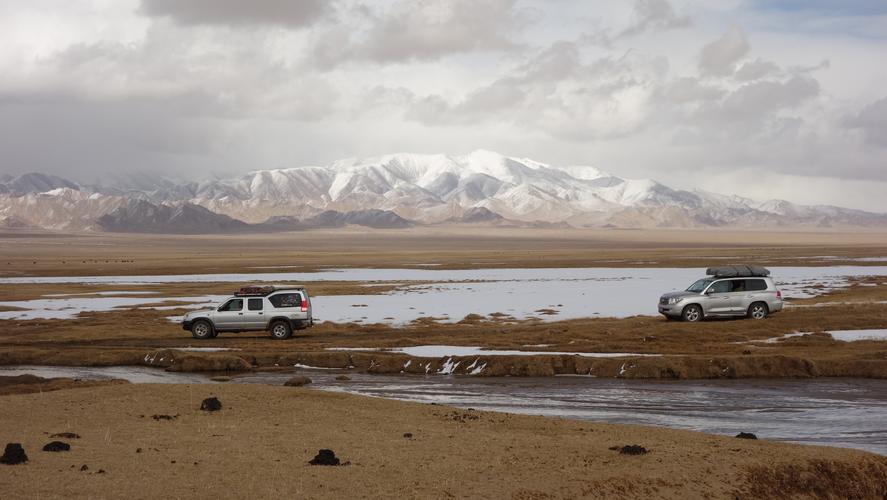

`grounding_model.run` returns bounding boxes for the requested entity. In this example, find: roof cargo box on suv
[705,265,771,278]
